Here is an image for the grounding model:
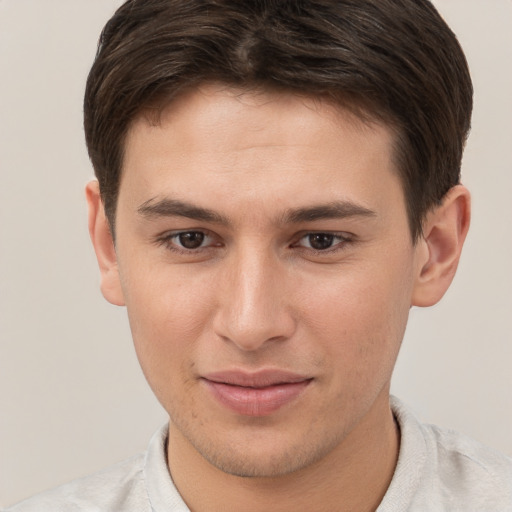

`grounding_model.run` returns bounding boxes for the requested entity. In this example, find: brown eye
[177,231,205,249]
[294,232,351,253]
[307,233,335,250]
